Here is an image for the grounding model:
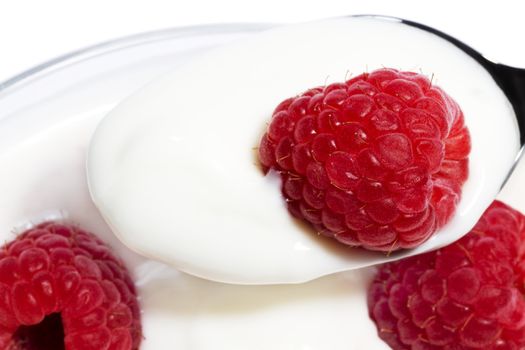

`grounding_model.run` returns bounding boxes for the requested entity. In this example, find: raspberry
[0,221,142,350]
[259,68,470,251]
[368,200,525,349]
